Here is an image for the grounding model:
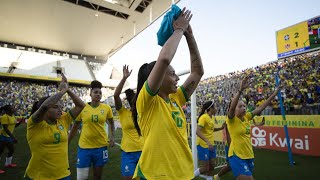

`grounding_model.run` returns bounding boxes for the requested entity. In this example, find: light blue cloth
[157,4,181,46]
